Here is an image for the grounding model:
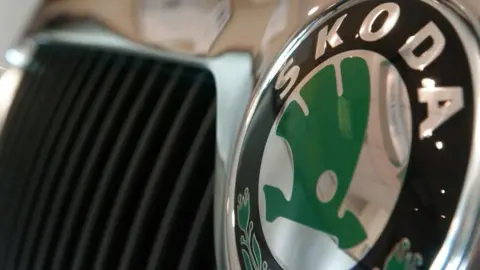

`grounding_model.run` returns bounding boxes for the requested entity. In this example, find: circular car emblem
[229,0,480,269]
